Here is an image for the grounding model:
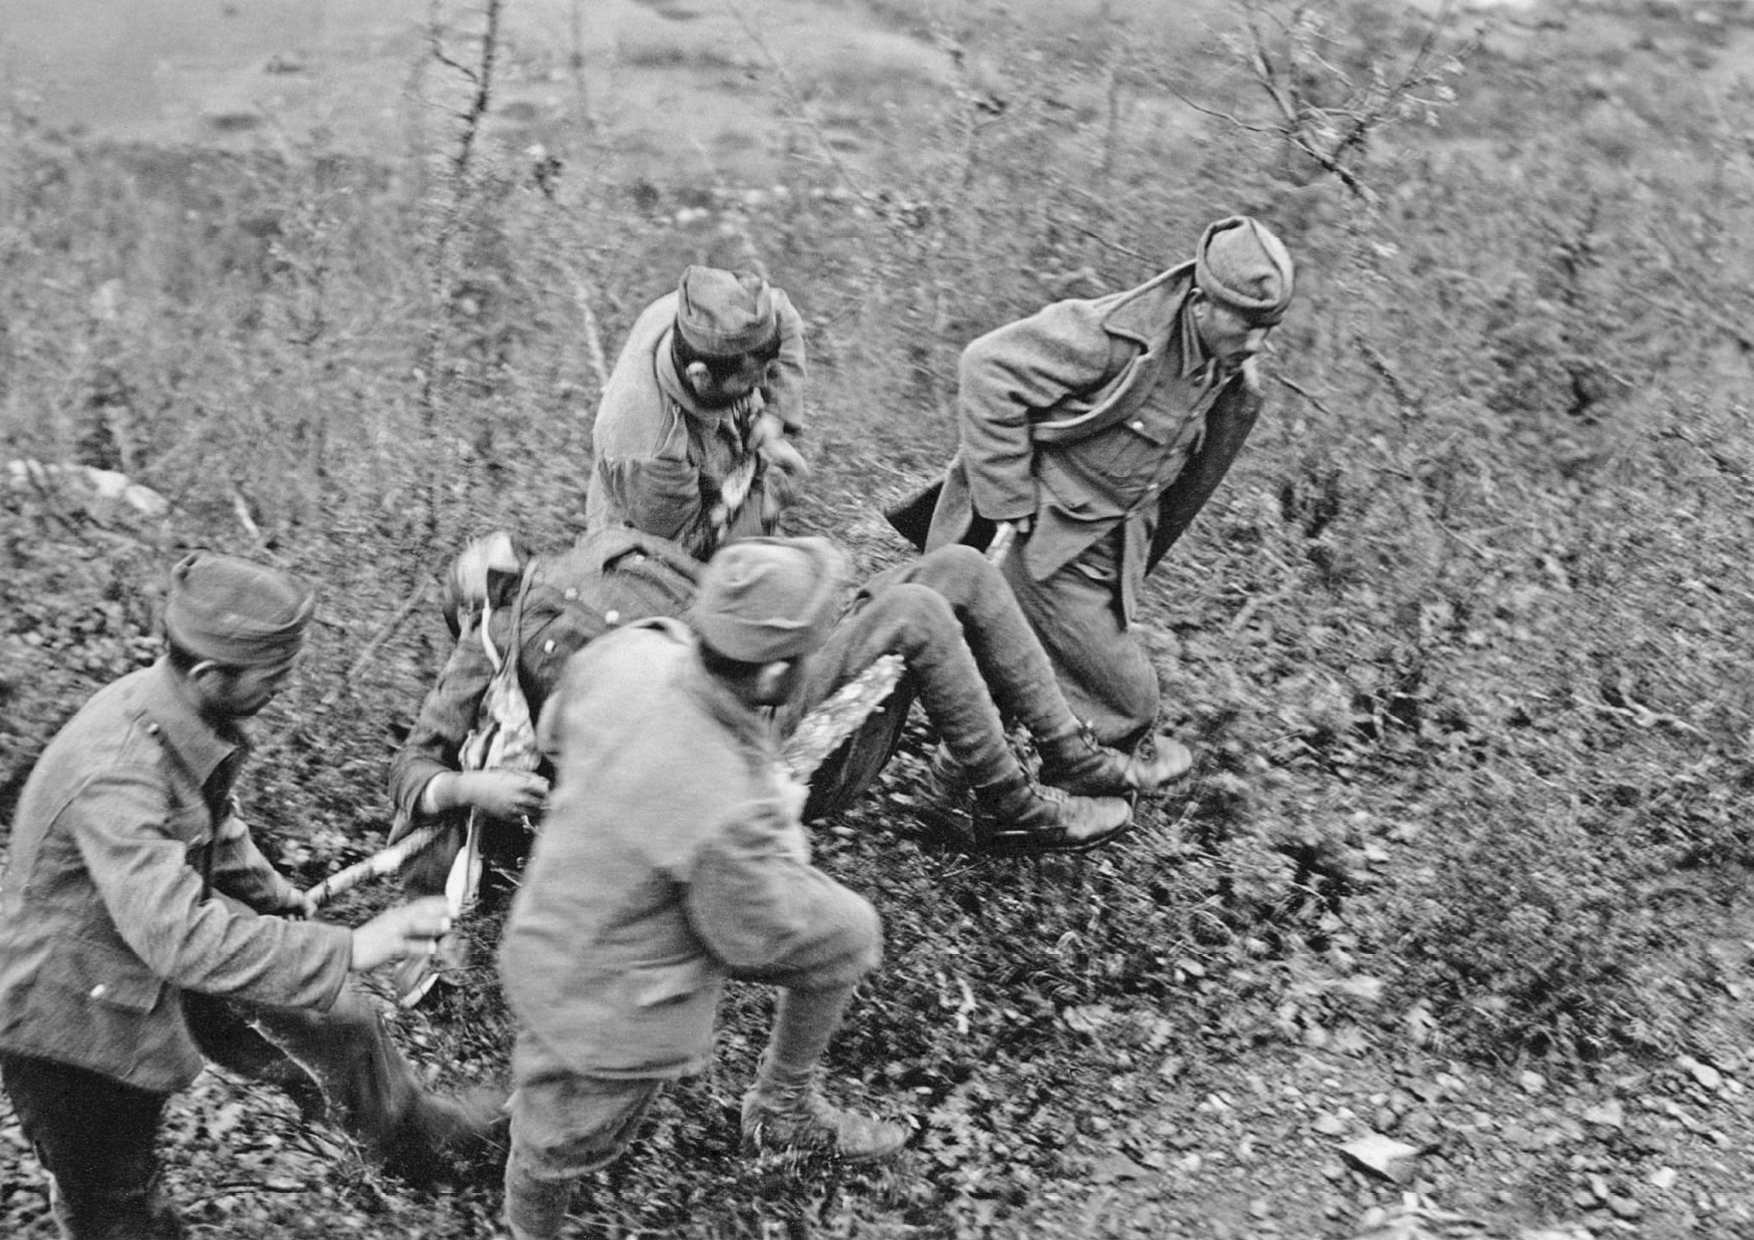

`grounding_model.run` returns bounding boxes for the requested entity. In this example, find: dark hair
[695,637,770,682]
[671,327,782,384]
[165,637,240,675]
